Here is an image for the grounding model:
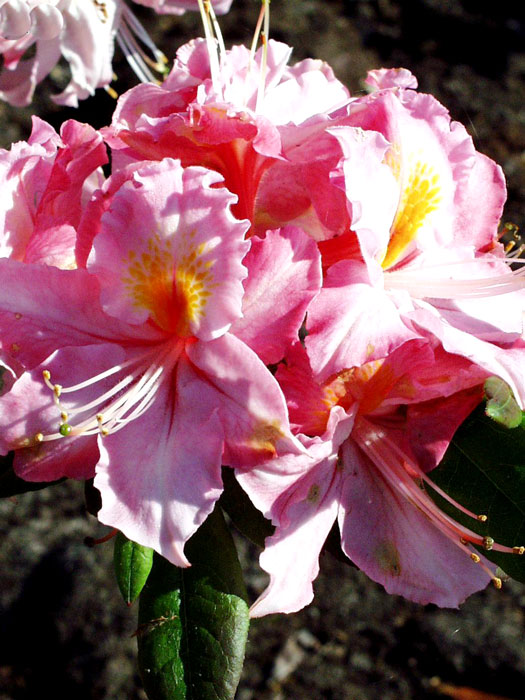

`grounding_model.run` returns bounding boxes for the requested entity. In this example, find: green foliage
[137,505,249,700]
[114,532,154,606]
[431,405,525,582]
